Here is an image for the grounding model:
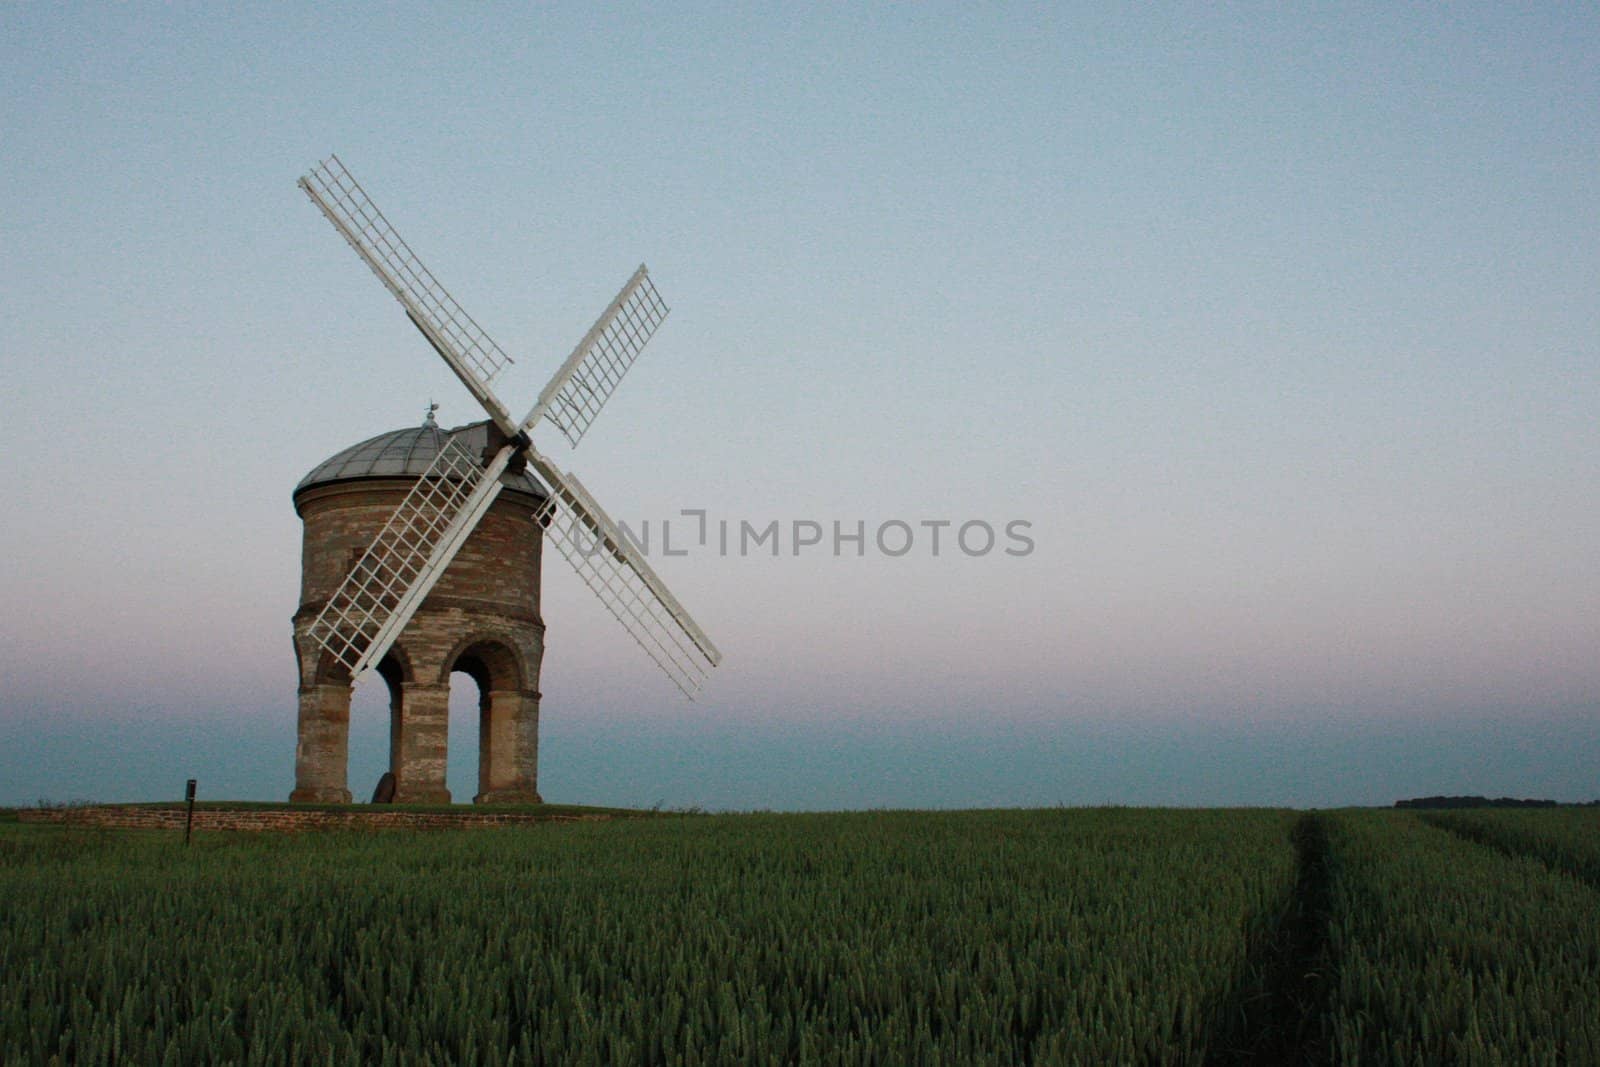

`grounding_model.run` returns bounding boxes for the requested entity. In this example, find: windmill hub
[481,423,532,476]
